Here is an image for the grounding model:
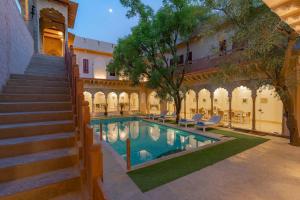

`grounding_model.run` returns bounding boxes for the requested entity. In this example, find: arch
[119,92,129,111]
[94,91,106,113]
[39,8,65,56]
[83,91,92,113]
[198,89,211,119]
[167,98,175,115]
[148,91,160,114]
[185,90,197,119]
[107,92,118,112]
[213,88,229,124]
[231,86,252,130]
[255,85,283,134]
[130,93,139,111]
